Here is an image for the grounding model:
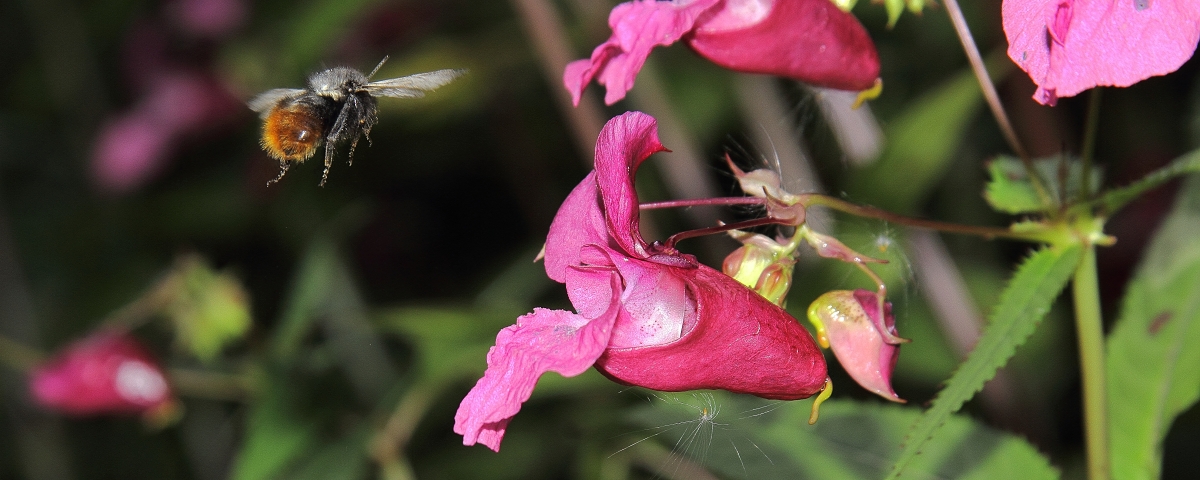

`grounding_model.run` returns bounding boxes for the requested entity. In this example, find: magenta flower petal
[1004,0,1200,105]
[454,278,623,451]
[564,0,723,105]
[594,111,668,258]
[807,290,903,402]
[565,0,880,106]
[687,0,880,91]
[30,332,174,416]
[598,265,826,400]
[543,172,609,285]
